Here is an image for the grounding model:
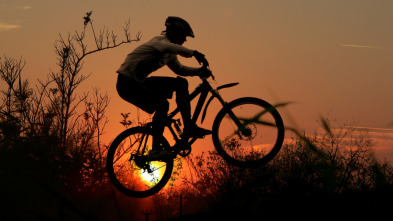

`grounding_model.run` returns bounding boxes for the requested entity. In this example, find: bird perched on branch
[83,11,93,26]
